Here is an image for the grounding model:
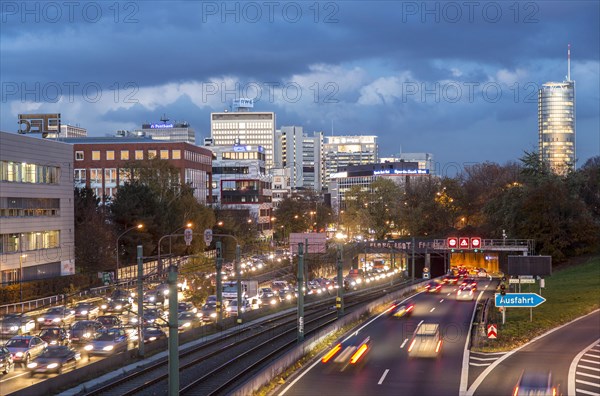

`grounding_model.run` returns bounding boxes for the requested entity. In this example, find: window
[89,169,102,184]
[148,150,157,159]
[75,151,84,161]
[160,150,169,159]
[104,168,116,184]
[135,150,144,160]
[172,150,181,159]
[92,151,100,161]
[120,150,129,160]
[74,169,86,184]
[106,151,115,160]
